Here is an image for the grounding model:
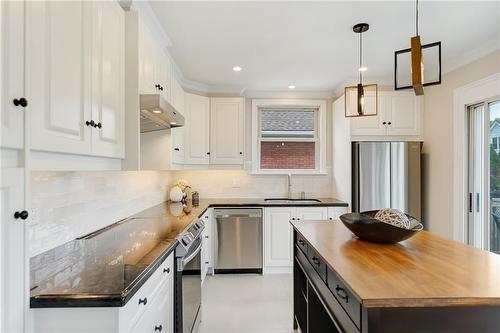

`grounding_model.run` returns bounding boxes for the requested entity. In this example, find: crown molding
[130,1,172,49]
